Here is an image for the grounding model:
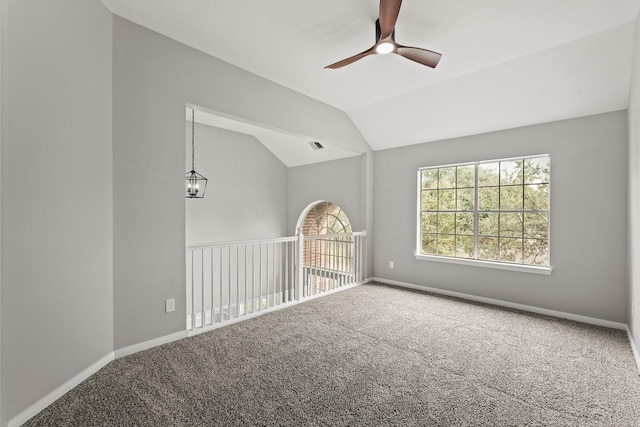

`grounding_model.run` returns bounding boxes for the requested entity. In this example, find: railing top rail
[187,230,365,249]
[303,231,366,240]
[188,236,297,250]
